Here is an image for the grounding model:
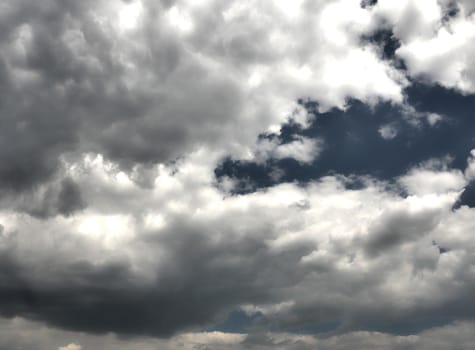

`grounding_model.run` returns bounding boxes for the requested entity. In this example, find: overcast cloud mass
[1,0,475,349]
